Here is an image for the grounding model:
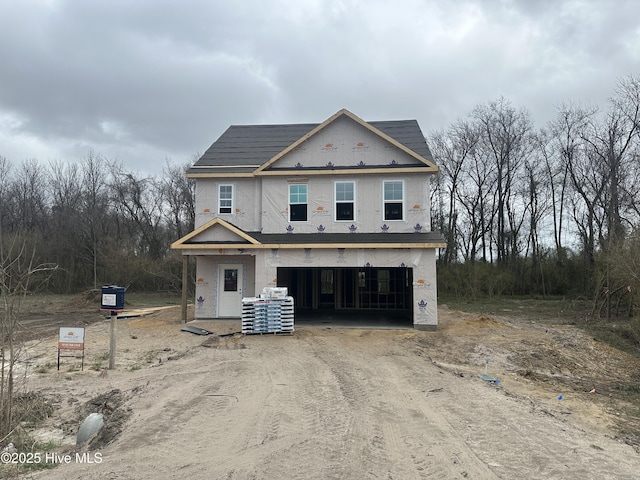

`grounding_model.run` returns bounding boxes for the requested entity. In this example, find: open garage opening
[277,267,413,328]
